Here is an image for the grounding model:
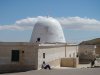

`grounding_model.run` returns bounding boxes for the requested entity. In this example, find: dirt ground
[0,68,100,75]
